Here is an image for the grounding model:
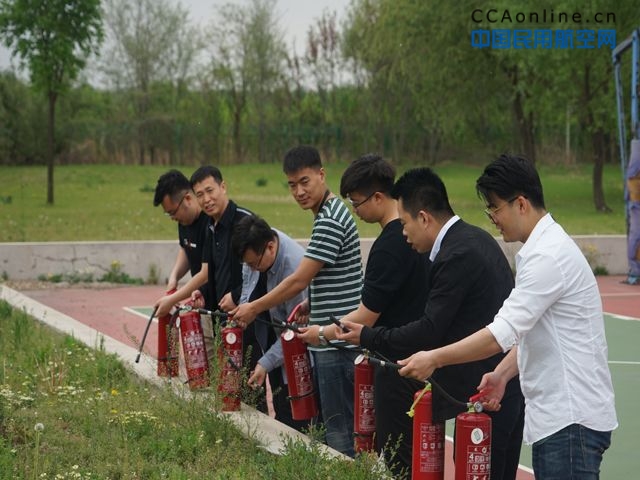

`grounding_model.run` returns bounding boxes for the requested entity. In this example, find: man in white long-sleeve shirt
[393,154,618,480]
